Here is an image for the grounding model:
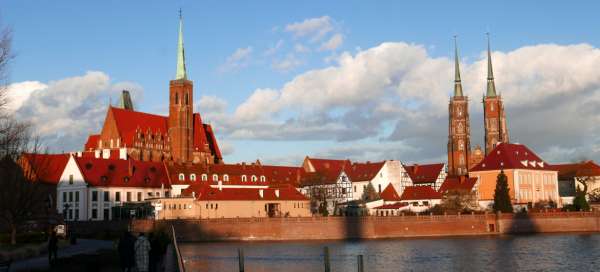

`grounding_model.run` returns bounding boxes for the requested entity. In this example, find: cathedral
[83,15,223,165]
[447,35,509,177]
